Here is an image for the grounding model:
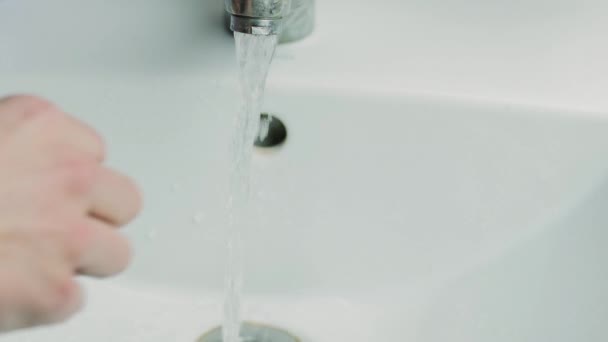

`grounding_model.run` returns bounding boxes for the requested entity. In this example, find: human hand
[0,95,141,332]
